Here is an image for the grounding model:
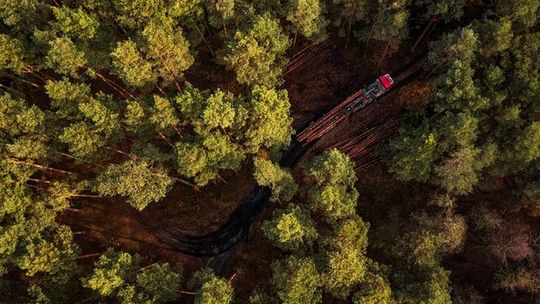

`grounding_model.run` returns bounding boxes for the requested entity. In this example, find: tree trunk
[8,158,73,175]
[193,20,216,60]
[376,41,391,71]
[76,252,102,260]
[412,16,436,51]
